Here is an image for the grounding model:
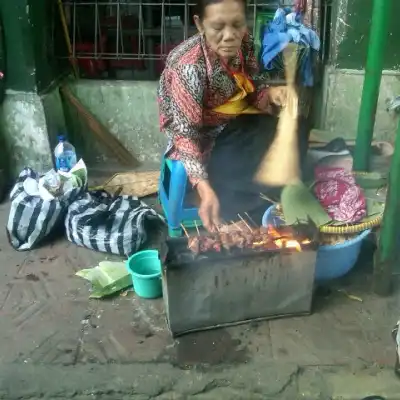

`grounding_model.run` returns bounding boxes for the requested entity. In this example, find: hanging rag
[213,51,262,115]
[314,166,367,223]
[261,8,320,87]
[295,0,307,14]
